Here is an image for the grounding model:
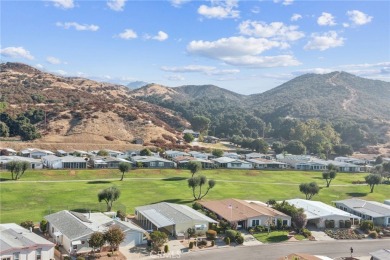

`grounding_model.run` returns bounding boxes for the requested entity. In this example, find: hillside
[248,71,390,121]
[0,62,188,150]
